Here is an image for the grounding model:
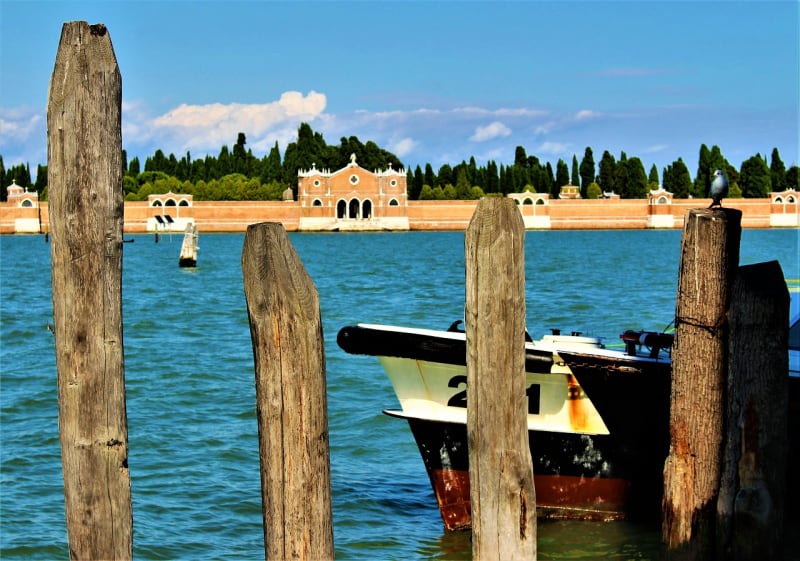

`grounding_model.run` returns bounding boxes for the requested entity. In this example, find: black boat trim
[337,324,554,371]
